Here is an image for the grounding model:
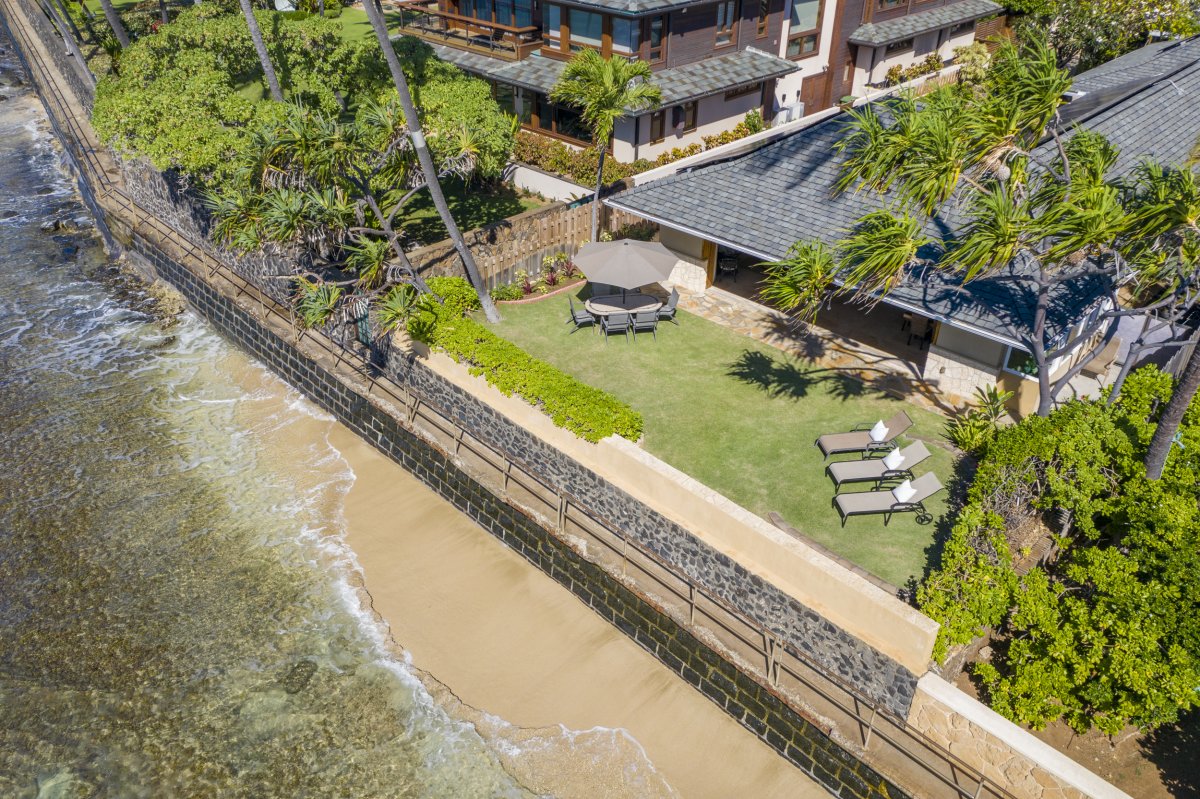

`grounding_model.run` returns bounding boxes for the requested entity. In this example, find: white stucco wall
[615,89,764,162]
[772,0,840,110]
[505,162,591,202]
[850,22,980,95]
